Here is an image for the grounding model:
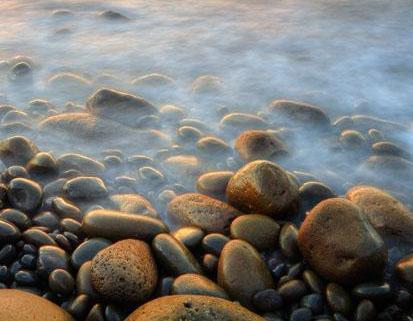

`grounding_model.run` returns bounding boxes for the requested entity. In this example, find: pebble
[7,178,43,213]
[300,293,324,315]
[196,171,233,200]
[0,220,21,244]
[66,294,91,320]
[171,273,229,299]
[172,226,205,249]
[109,194,158,218]
[252,289,284,312]
[48,269,74,296]
[86,303,105,321]
[278,279,307,303]
[226,160,299,218]
[124,295,266,321]
[90,239,158,303]
[152,233,203,275]
[0,136,38,167]
[26,152,58,178]
[202,233,229,256]
[52,197,82,221]
[395,254,413,291]
[57,153,105,176]
[218,239,274,308]
[63,176,107,200]
[289,307,313,321]
[351,282,392,301]
[167,193,241,233]
[298,198,387,285]
[37,245,70,279]
[0,210,30,231]
[22,228,57,246]
[354,300,376,321]
[32,211,59,230]
[326,283,353,316]
[279,222,300,261]
[82,209,168,241]
[71,237,112,269]
[230,214,280,251]
[76,261,100,300]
